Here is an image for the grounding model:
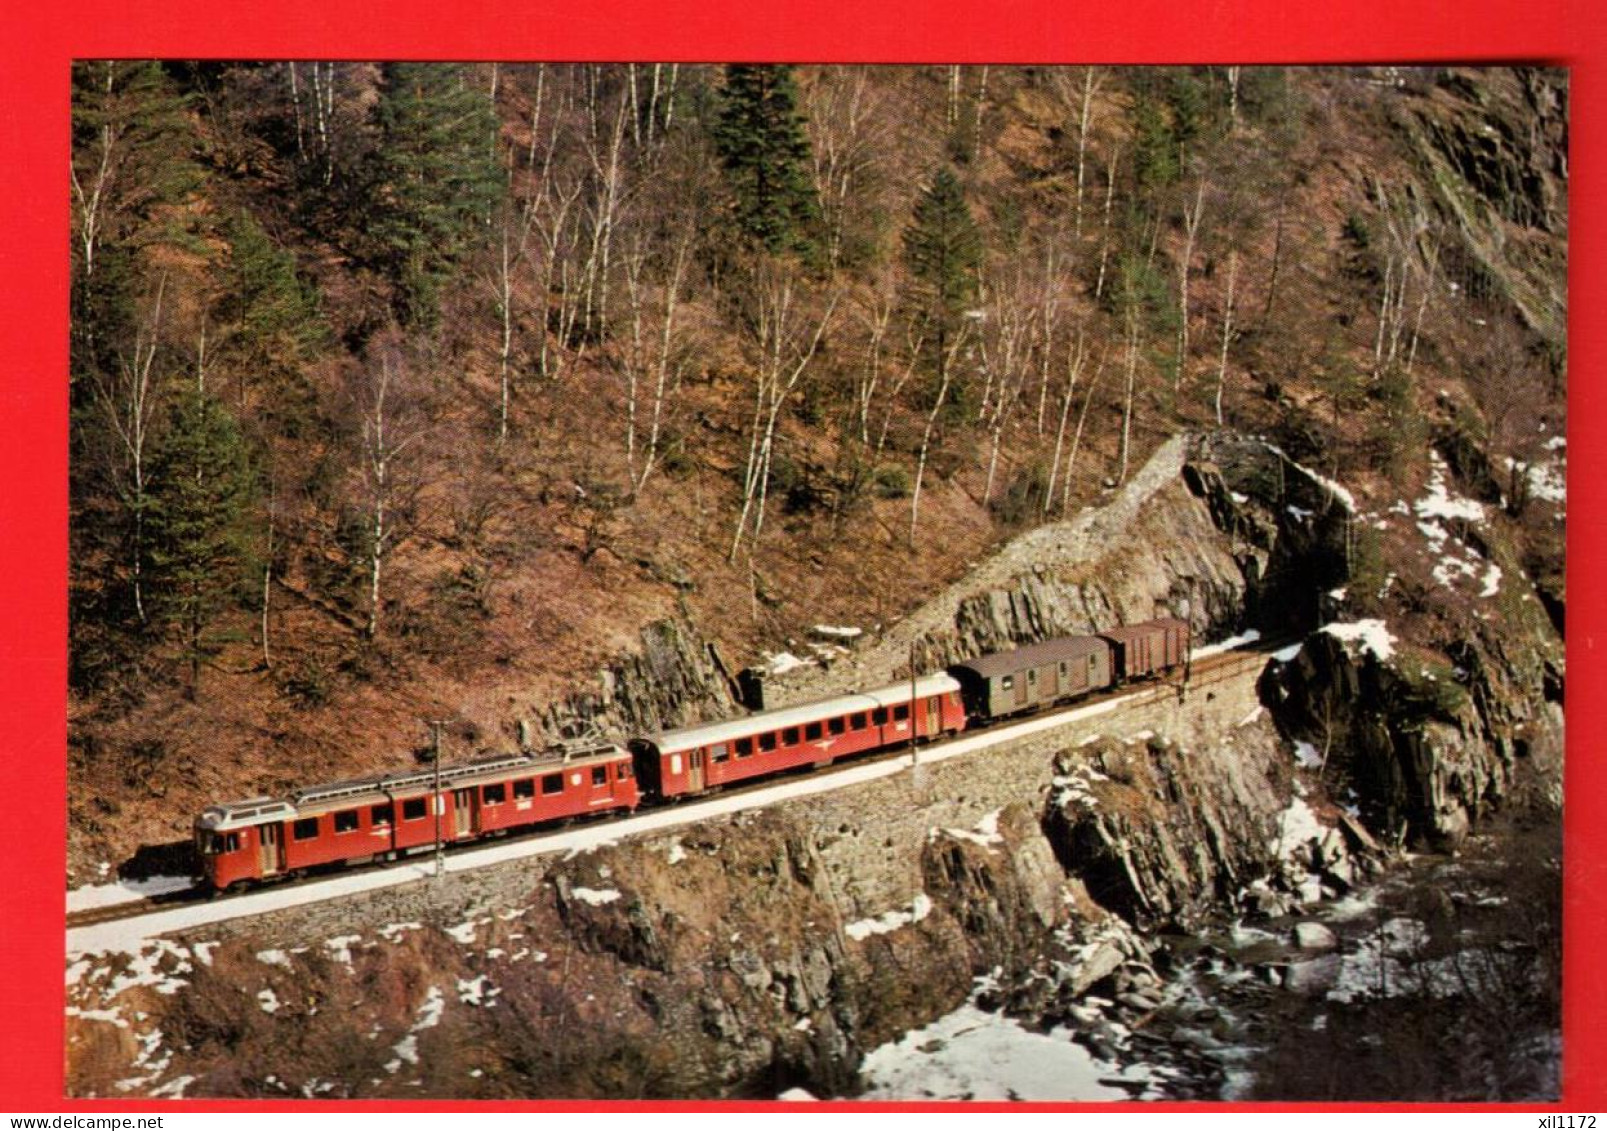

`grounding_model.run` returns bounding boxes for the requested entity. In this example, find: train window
[617,761,631,779]
[872,708,888,726]
[710,742,729,763]
[735,737,753,758]
[542,772,564,795]
[513,778,534,800]
[1028,669,1037,683]
[402,798,428,821]
[372,803,394,826]
[223,832,240,853]
[758,732,777,752]
[483,783,506,805]
[783,727,800,746]
[1001,675,1014,690]
[892,704,909,721]
[334,810,360,834]
[592,765,608,786]
[850,712,867,730]
[805,722,823,741]
[828,716,846,735]
[292,817,320,841]
[1088,655,1097,673]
